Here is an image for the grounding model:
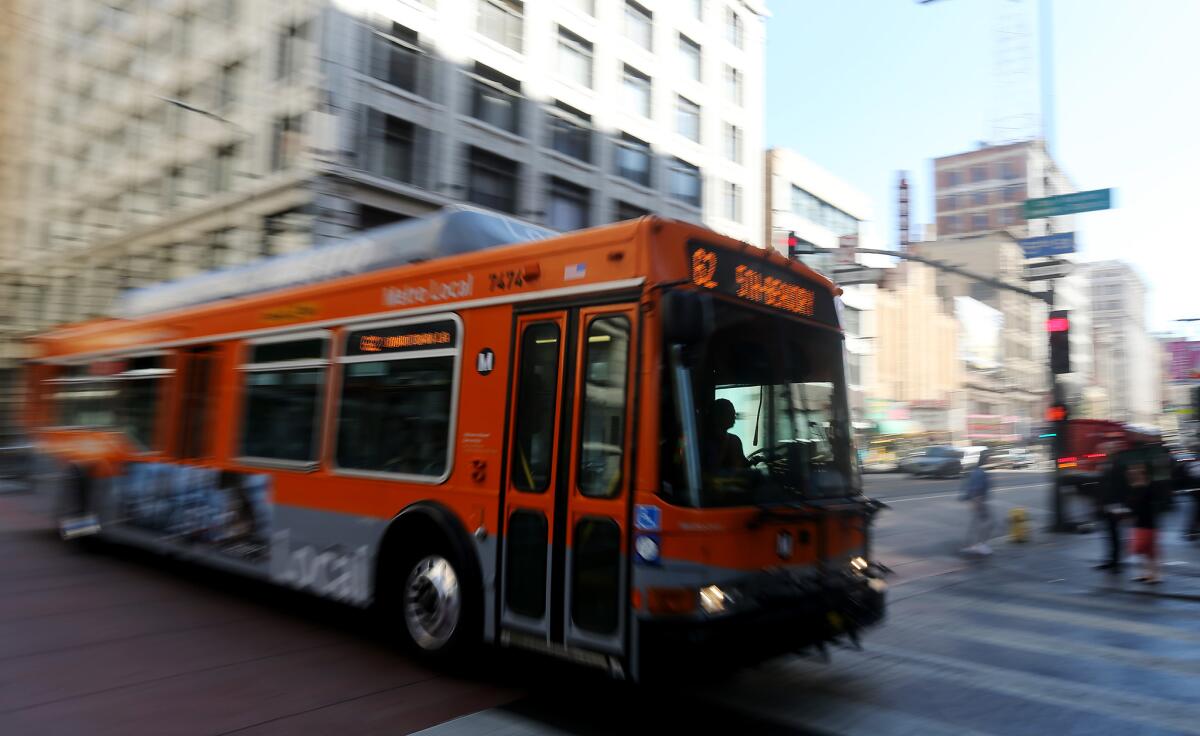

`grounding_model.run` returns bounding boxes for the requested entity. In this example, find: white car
[958,446,990,470]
